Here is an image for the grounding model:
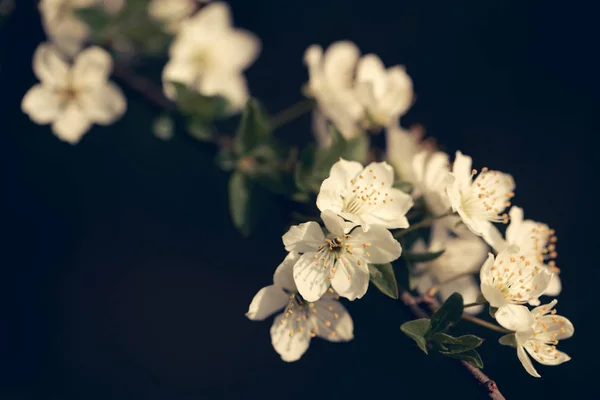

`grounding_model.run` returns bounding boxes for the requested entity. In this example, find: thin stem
[464,302,487,309]
[395,211,454,238]
[271,99,314,130]
[461,314,511,334]
[399,290,505,400]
